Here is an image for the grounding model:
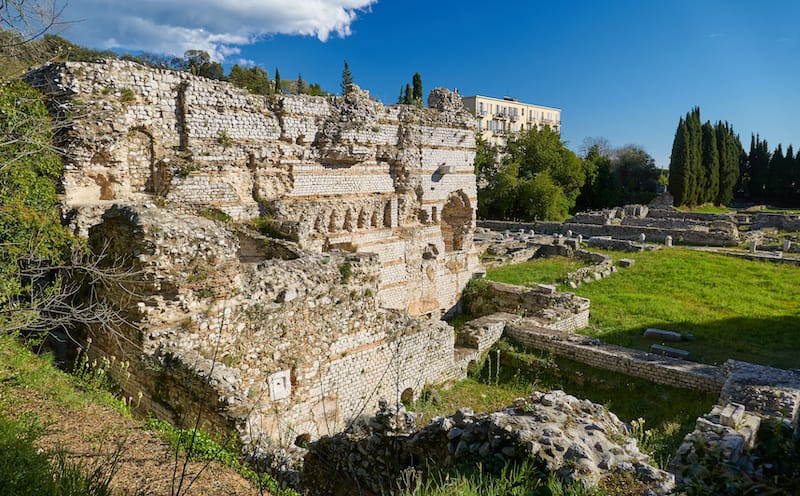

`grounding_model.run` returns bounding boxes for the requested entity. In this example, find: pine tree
[412,72,423,108]
[296,73,306,95]
[274,67,282,94]
[669,117,690,205]
[701,121,719,204]
[341,60,353,95]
